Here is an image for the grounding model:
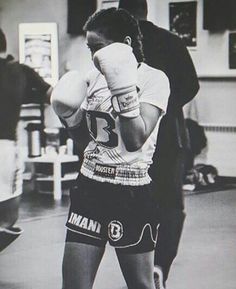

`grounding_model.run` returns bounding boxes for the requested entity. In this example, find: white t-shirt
[80,63,170,185]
